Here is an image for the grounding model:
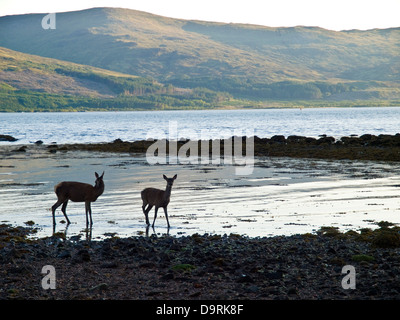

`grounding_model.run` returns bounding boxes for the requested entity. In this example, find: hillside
[0,7,399,107]
[0,47,228,111]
